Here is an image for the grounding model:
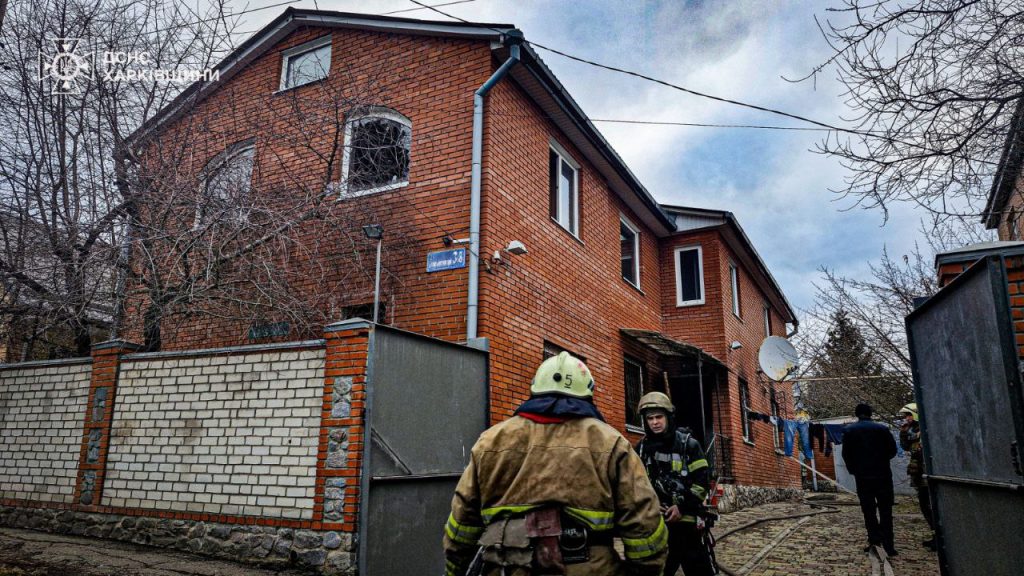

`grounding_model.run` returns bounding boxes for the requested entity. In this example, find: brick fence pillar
[315,320,370,536]
[74,339,142,509]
